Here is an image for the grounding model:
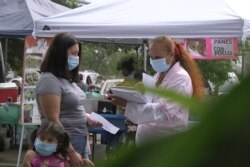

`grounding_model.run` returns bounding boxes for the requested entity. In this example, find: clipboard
[110,87,148,104]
